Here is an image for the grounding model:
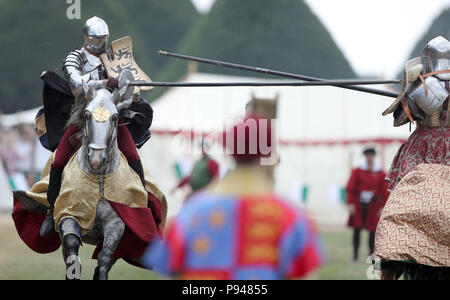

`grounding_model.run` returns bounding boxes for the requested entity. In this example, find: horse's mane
[66,94,87,129]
